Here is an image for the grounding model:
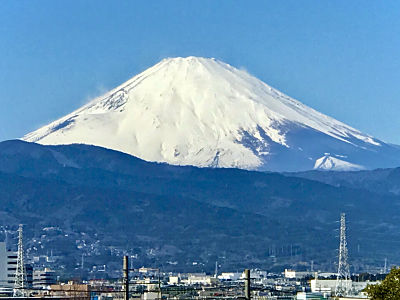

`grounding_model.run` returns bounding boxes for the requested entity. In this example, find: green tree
[365,267,400,300]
